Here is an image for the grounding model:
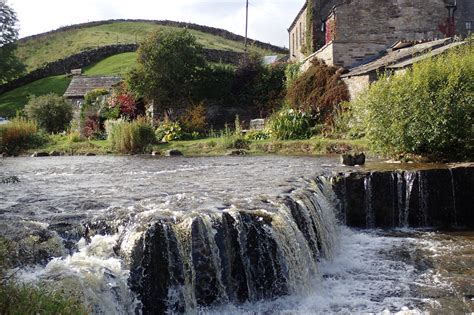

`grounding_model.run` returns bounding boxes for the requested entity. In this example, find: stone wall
[289,6,308,61]
[333,0,450,67]
[456,0,474,37]
[19,19,288,54]
[342,73,375,100]
[0,45,245,95]
[300,42,334,71]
